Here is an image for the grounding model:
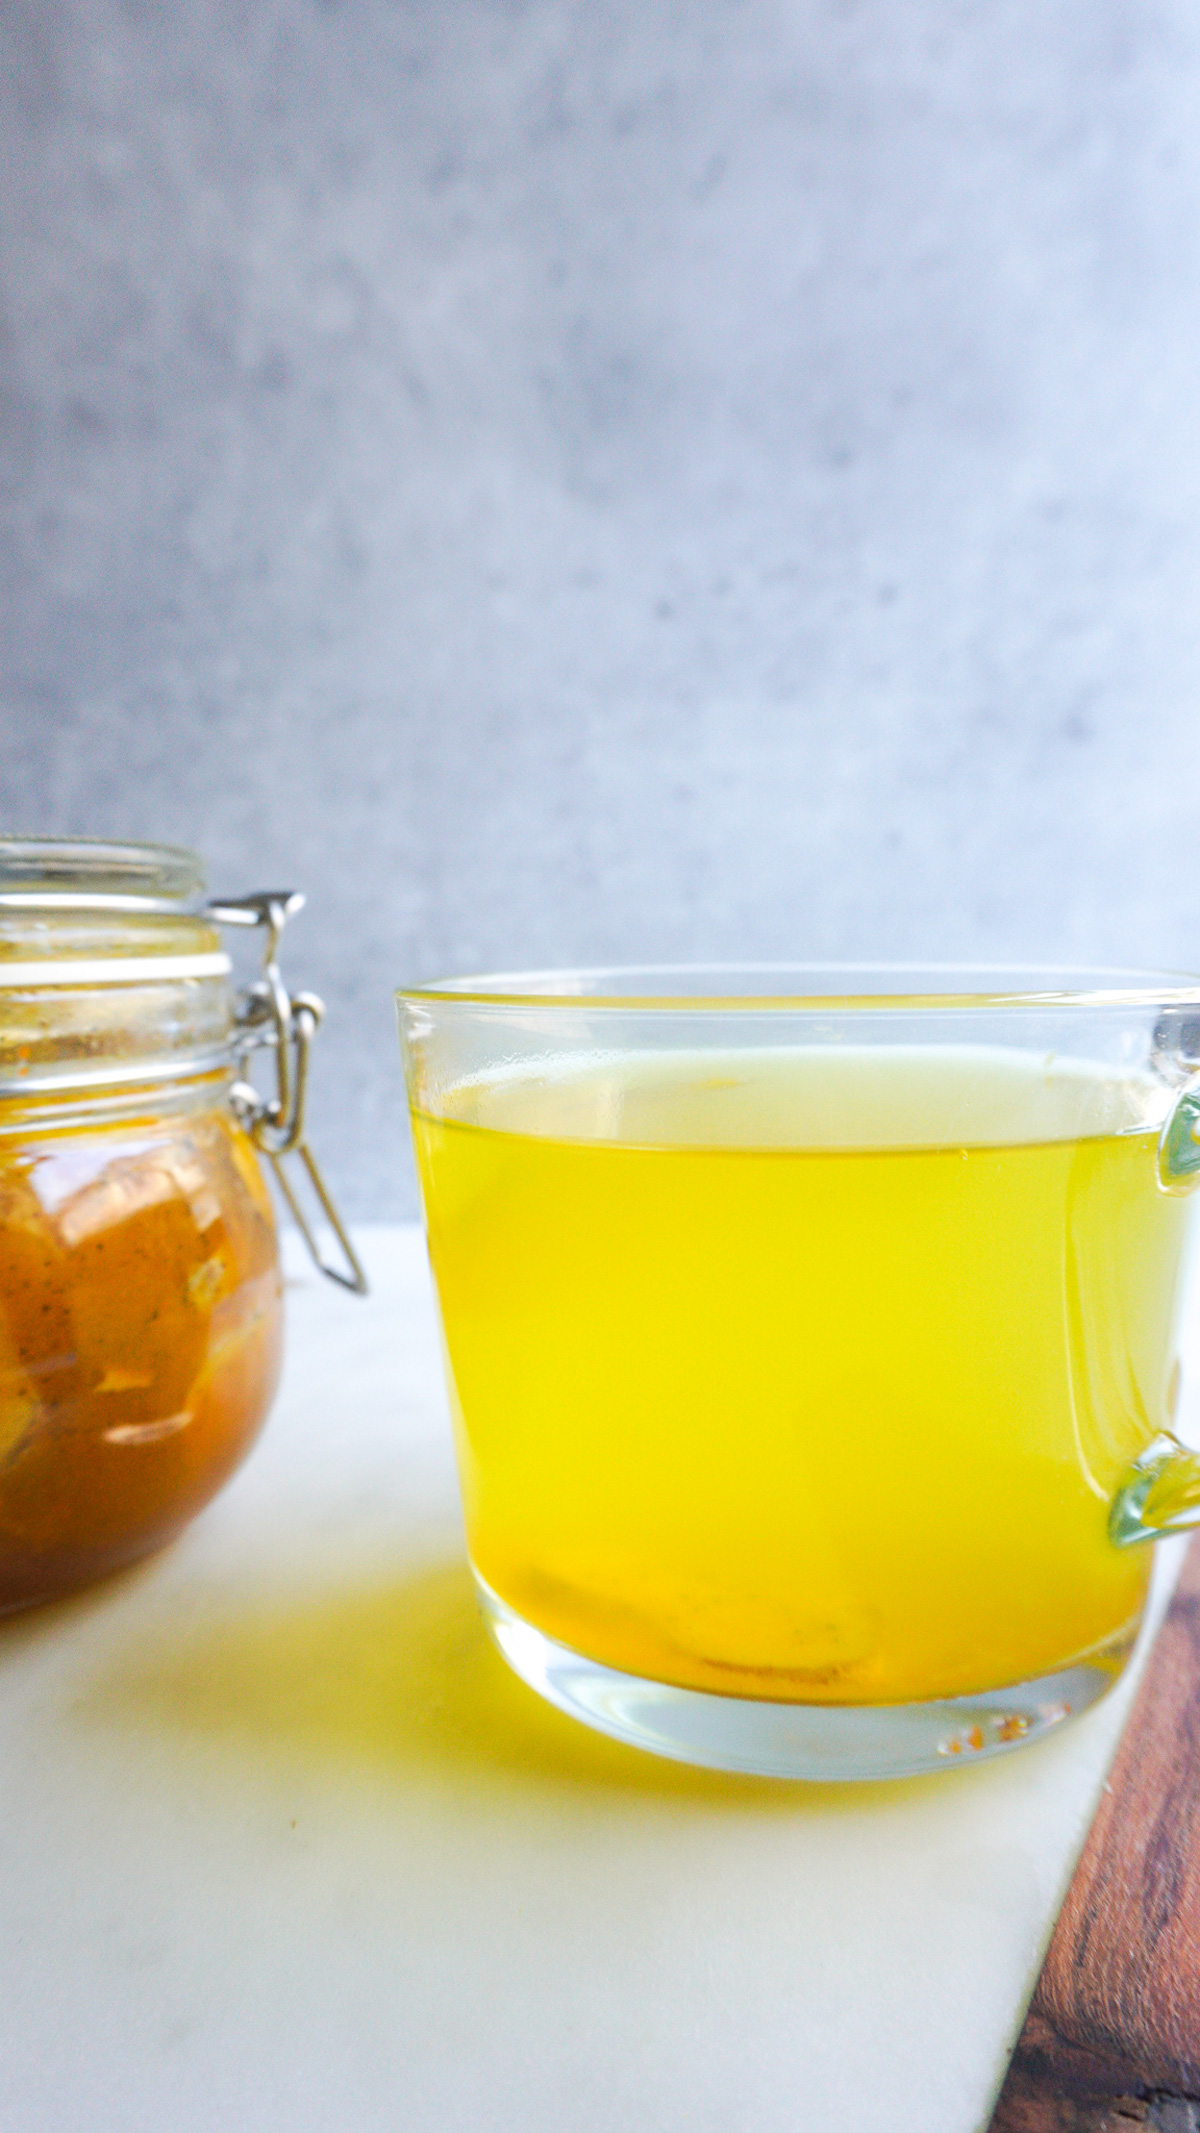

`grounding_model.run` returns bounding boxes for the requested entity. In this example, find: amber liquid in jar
[0,1093,282,1609]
